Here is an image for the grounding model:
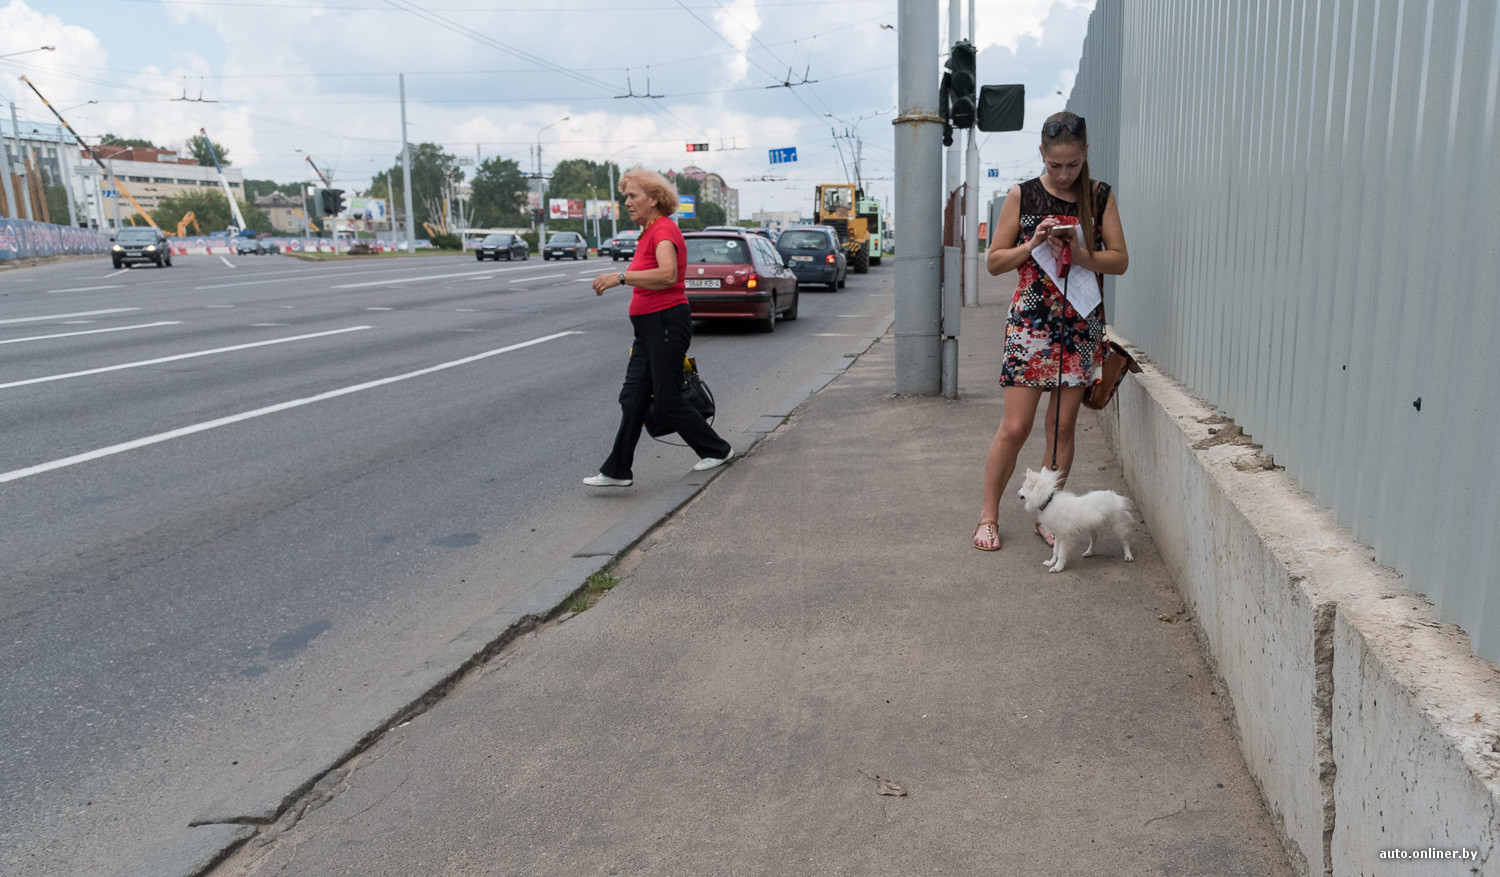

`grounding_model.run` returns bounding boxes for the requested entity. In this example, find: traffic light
[531,208,545,223]
[686,142,709,152]
[319,188,345,216]
[945,40,977,131]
